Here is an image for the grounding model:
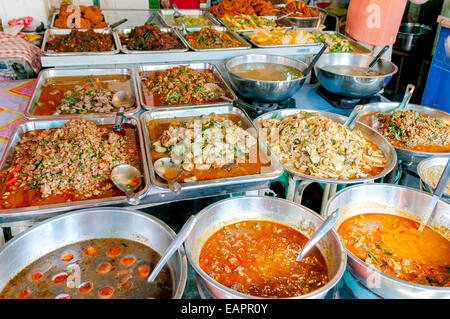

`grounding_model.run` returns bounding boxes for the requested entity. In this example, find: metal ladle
[365,45,390,75]
[112,90,135,133]
[148,215,197,282]
[418,159,450,232]
[172,4,184,18]
[296,208,339,262]
[111,164,142,205]
[154,157,182,193]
